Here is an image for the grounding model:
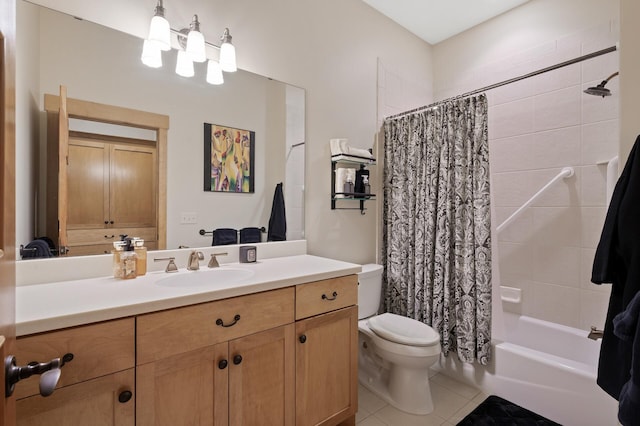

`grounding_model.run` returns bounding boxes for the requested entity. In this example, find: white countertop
[16,255,361,336]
